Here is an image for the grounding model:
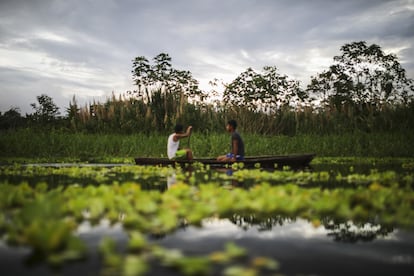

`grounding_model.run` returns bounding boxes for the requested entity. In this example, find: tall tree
[307,41,414,107]
[131,53,202,127]
[131,56,151,103]
[30,94,60,123]
[223,66,305,112]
